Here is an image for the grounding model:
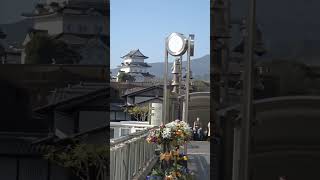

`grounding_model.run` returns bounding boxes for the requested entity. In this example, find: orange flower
[171,150,179,156]
[160,152,172,161]
[176,130,182,135]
